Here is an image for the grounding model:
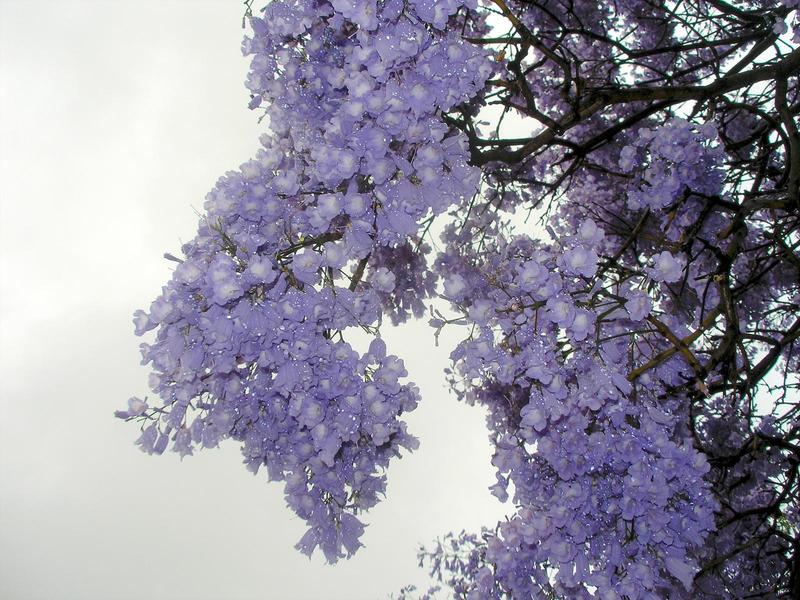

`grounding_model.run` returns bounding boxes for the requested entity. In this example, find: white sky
[0,1,508,598]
